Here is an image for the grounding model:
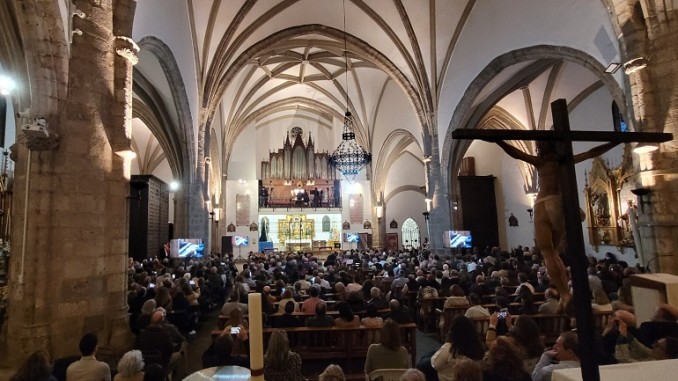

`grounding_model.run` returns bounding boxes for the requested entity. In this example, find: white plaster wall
[437,0,621,148]
[133,0,199,146]
[228,125,258,181]
[384,152,425,199]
